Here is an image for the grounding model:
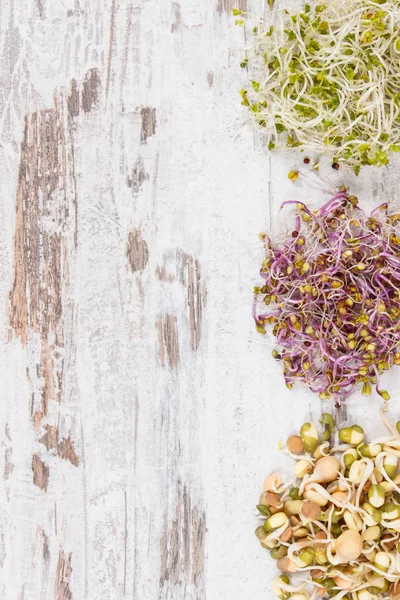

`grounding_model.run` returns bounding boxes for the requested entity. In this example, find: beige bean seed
[287,435,304,454]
